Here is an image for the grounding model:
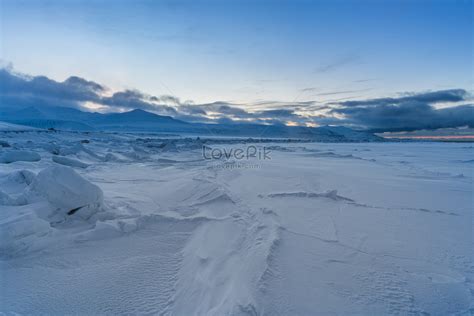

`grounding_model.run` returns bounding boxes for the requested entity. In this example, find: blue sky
[0,0,472,131]
[1,0,472,104]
